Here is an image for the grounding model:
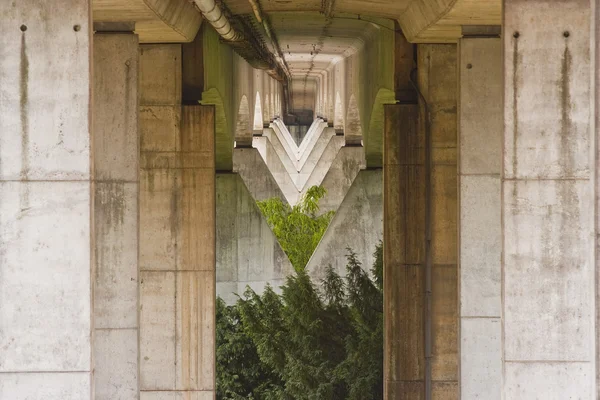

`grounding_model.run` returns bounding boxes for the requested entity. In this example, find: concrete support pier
[0,1,93,397]
[383,104,424,399]
[93,30,140,399]
[502,1,595,397]
[418,44,459,399]
[458,35,502,400]
[139,45,216,399]
[306,169,383,281]
[216,173,294,304]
